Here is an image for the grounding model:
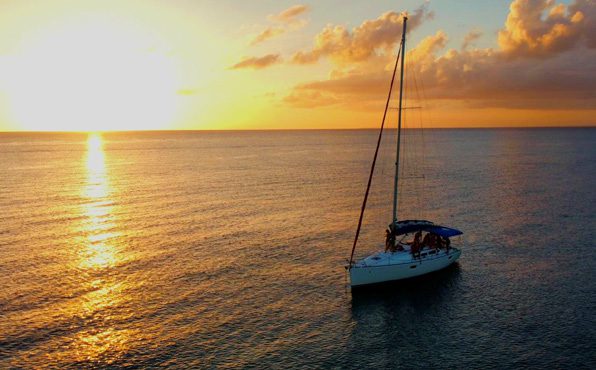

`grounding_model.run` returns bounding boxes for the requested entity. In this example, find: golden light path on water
[81,133,117,269]
[67,133,132,364]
